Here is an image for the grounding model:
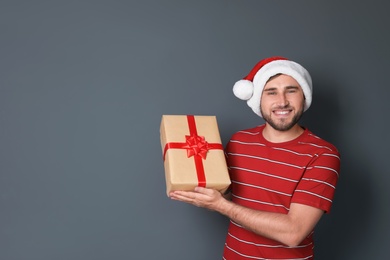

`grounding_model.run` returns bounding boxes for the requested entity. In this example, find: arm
[170,187,324,247]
